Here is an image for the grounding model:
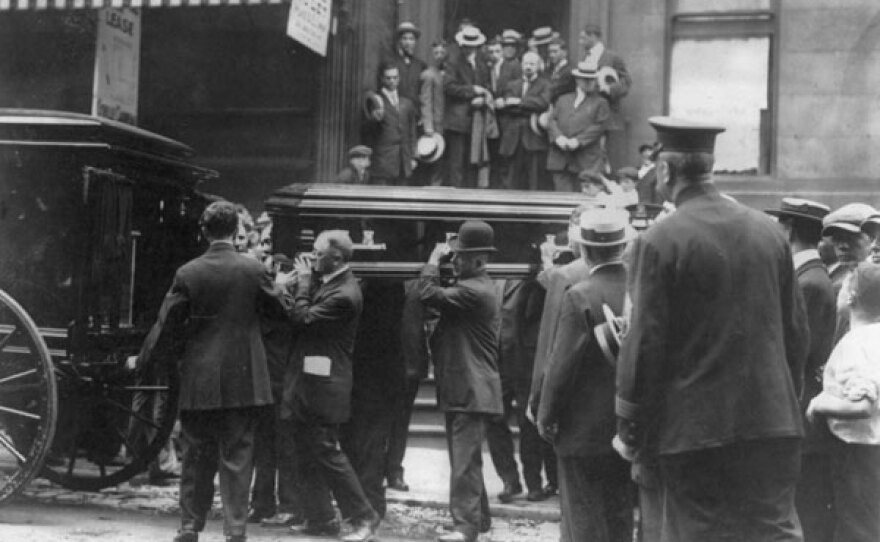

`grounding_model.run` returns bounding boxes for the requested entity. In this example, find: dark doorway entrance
[445,0,568,41]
